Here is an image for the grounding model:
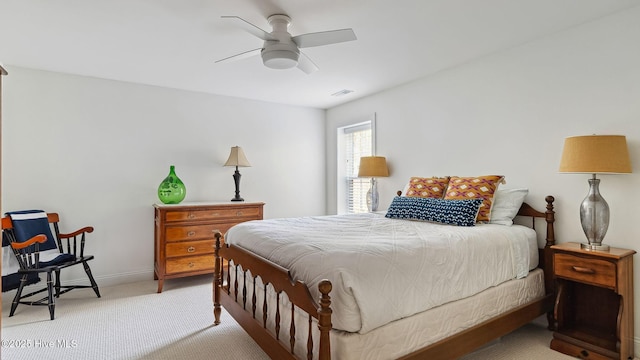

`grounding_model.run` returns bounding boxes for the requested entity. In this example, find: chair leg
[83,261,101,298]
[54,269,62,297]
[46,272,55,320]
[10,274,29,317]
